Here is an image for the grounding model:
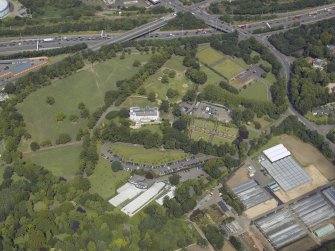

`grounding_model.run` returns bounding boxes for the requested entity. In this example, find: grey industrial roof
[291,193,335,228]
[255,209,307,249]
[232,180,272,209]
[261,156,311,191]
[314,224,335,238]
[322,186,335,206]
